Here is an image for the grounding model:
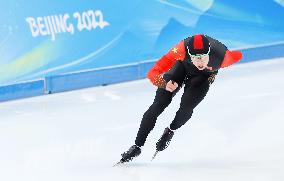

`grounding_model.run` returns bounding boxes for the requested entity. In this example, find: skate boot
[114,145,141,166]
[152,127,174,160]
